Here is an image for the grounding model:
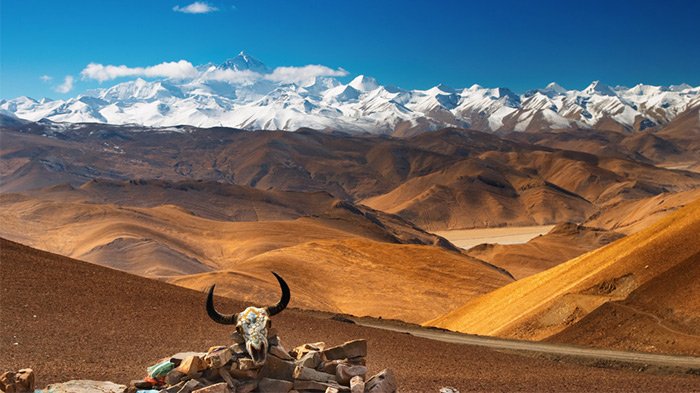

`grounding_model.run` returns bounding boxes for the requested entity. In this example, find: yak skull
[206,272,290,365]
